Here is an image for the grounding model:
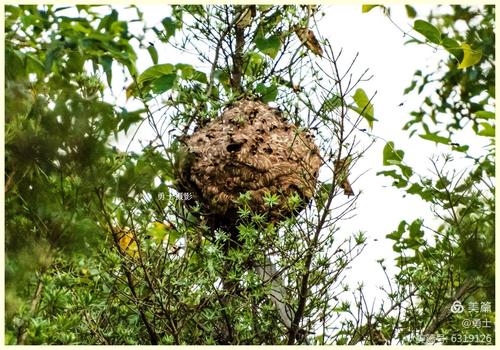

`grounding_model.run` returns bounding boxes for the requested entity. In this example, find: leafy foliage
[371,5,495,345]
[4,4,143,343]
